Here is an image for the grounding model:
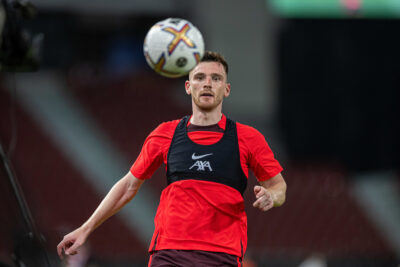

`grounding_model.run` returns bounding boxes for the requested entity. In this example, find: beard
[192,94,223,111]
